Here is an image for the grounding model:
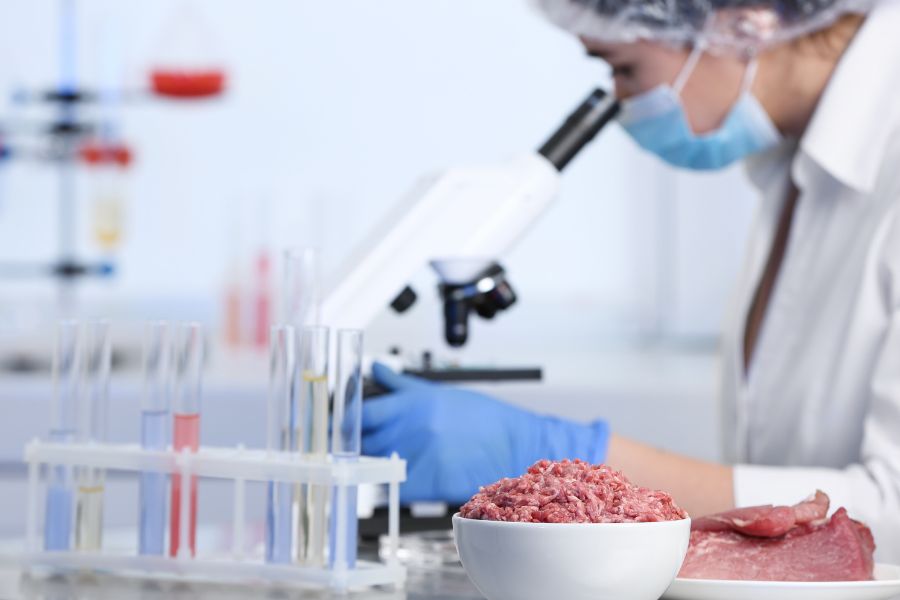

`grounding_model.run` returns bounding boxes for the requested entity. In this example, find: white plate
[662,563,900,600]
